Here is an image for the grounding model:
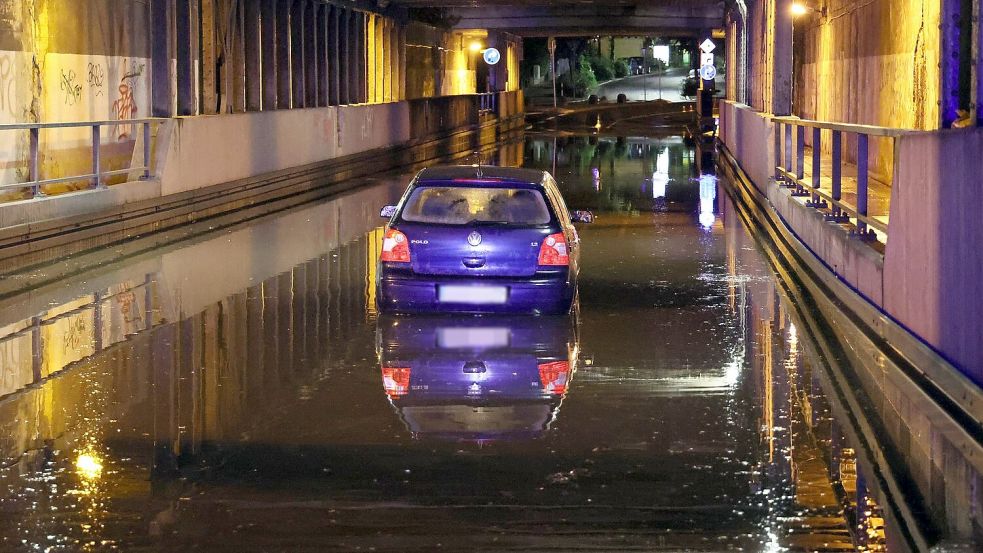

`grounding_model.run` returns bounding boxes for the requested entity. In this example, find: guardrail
[0,118,166,201]
[771,116,914,242]
[478,92,498,114]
